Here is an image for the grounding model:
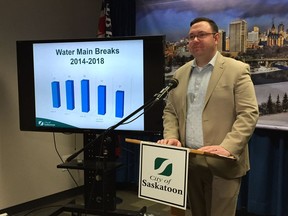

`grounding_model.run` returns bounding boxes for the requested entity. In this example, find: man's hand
[157,138,182,147]
[198,145,231,157]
